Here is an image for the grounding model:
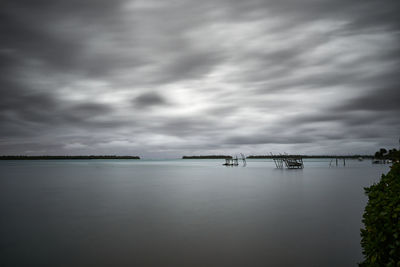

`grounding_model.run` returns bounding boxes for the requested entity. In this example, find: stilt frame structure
[271,153,304,169]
